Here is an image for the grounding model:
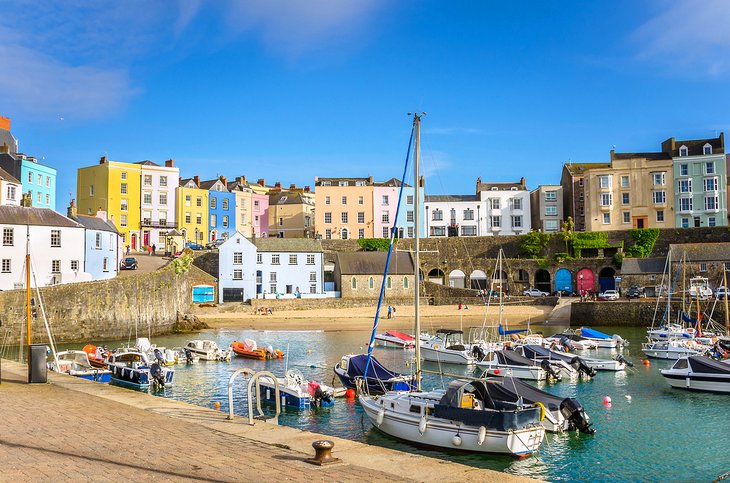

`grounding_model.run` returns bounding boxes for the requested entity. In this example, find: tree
[520,231,551,258]
[560,216,575,256]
